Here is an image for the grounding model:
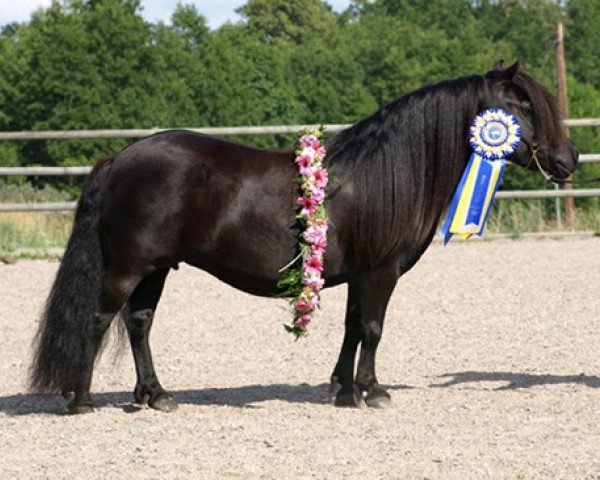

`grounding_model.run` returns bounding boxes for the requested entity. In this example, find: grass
[0,212,72,261]
[0,212,72,248]
[0,183,74,260]
[486,199,600,234]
